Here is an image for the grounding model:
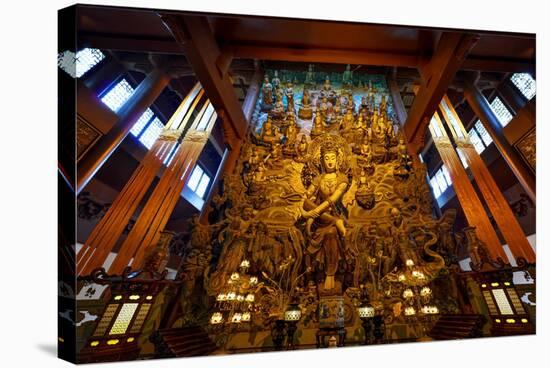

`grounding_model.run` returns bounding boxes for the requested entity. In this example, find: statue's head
[390,207,402,223]
[320,142,339,172]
